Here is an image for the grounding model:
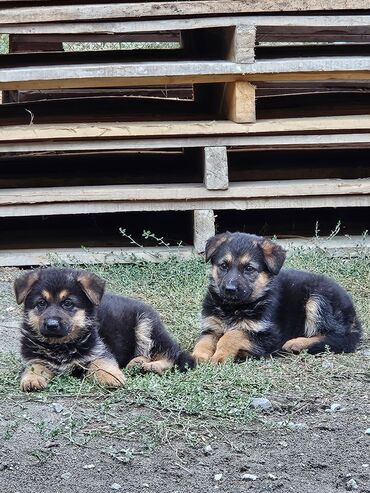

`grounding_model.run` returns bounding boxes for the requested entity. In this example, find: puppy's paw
[88,359,126,388]
[126,356,151,369]
[140,358,174,376]
[210,351,229,364]
[192,350,213,363]
[282,337,310,353]
[20,373,49,392]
